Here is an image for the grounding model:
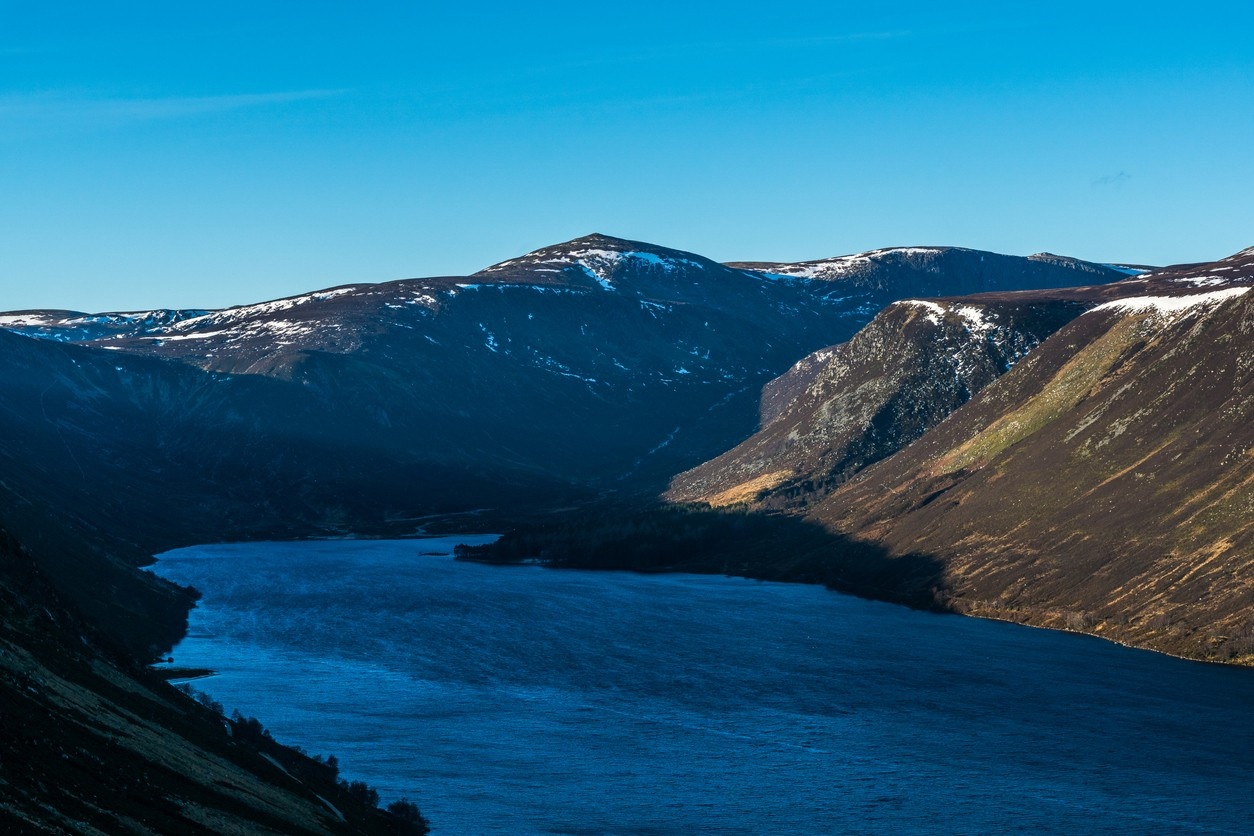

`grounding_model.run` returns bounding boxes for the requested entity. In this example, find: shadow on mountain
[455,502,949,613]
